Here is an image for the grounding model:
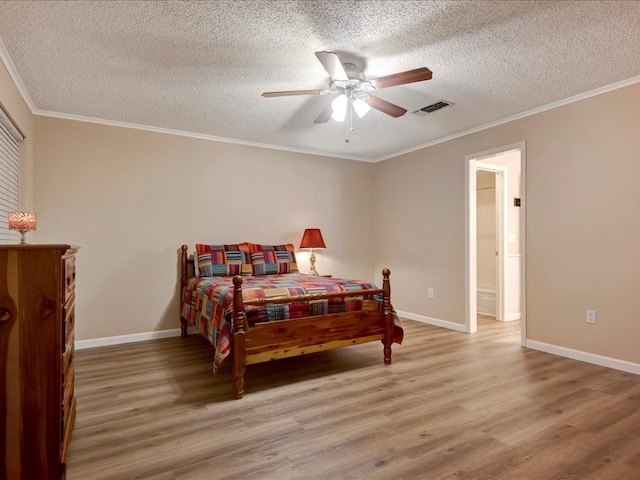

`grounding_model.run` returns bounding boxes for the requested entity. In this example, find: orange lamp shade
[299,228,326,249]
[8,211,37,232]
[8,211,37,244]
